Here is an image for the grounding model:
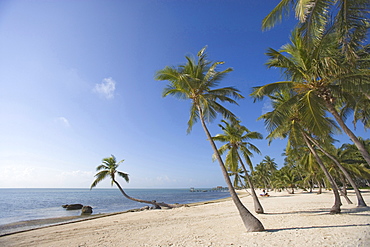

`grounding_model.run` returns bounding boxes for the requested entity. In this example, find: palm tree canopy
[262,0,369,53]
[155,47,244,133]
[213,119,263,172]
[90,155,129,189]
